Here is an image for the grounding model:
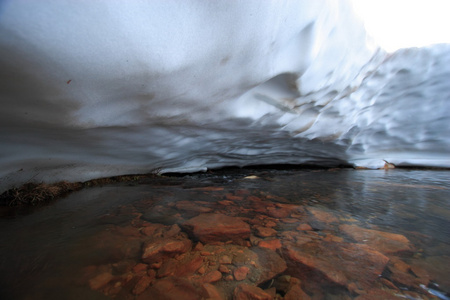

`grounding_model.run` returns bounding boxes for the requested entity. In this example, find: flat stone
[233,284,272,300]
[140,277,202,300]
[339,224,414,254]
[282,240,389,290]
[182,213,250,243]
[203,270,222,283]
[253,225,277,238]
[234,266,250,281]
[253,247,287,285]
[306,207,339,224]
[141,237,192,264]
[132,275,153,295]
[89,272,114,290]
[258,238,282,251]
